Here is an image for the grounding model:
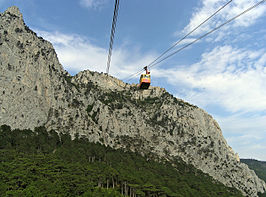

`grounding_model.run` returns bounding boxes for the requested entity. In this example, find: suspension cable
[149,0,265,69]
[126,0,232,81]
[106,0,120,74]
[126,0,265,81]
[148,0,232,68]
